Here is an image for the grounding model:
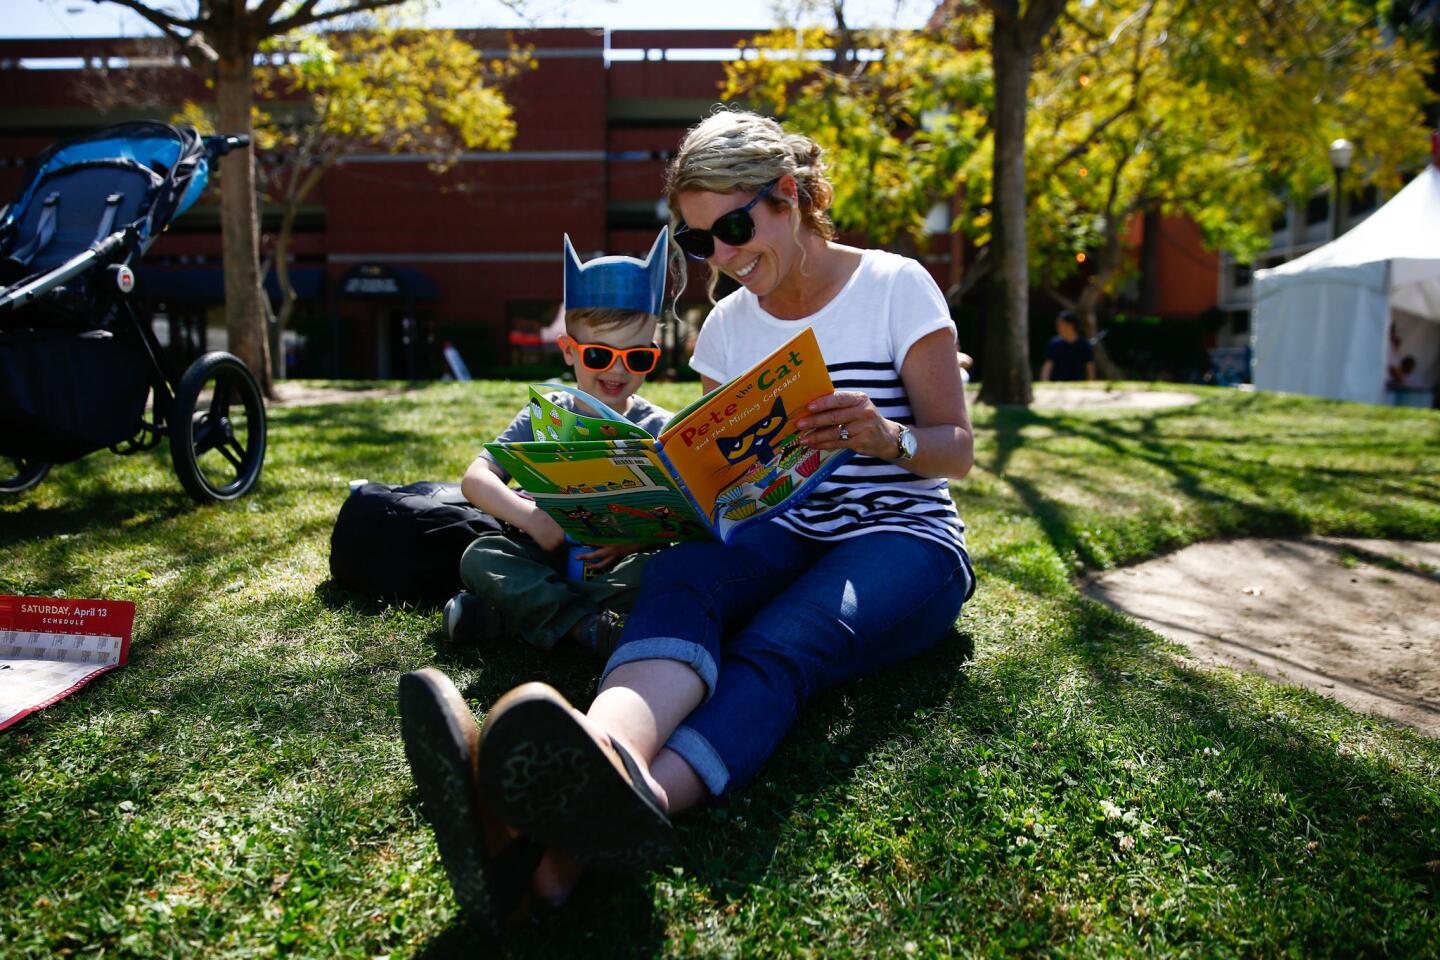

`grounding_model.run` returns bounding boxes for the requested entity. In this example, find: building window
[1305,193,1330,226]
